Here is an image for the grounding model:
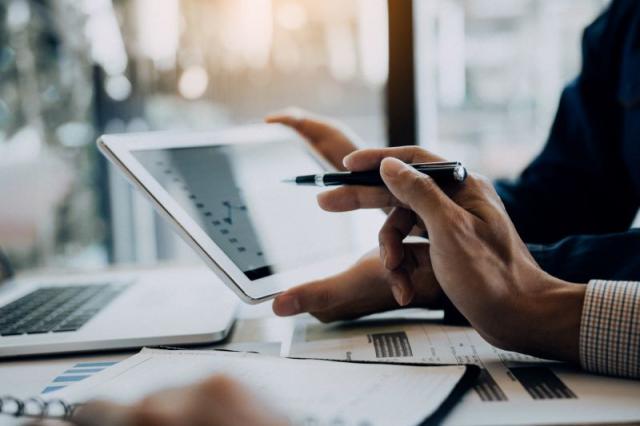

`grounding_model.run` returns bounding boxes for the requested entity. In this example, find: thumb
[380,157,458,231]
